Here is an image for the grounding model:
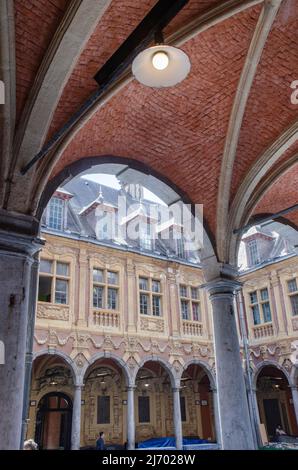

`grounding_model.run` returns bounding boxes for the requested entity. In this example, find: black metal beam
[233,203,298,235]
[94,0,189,86]
[21,0,189,175]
